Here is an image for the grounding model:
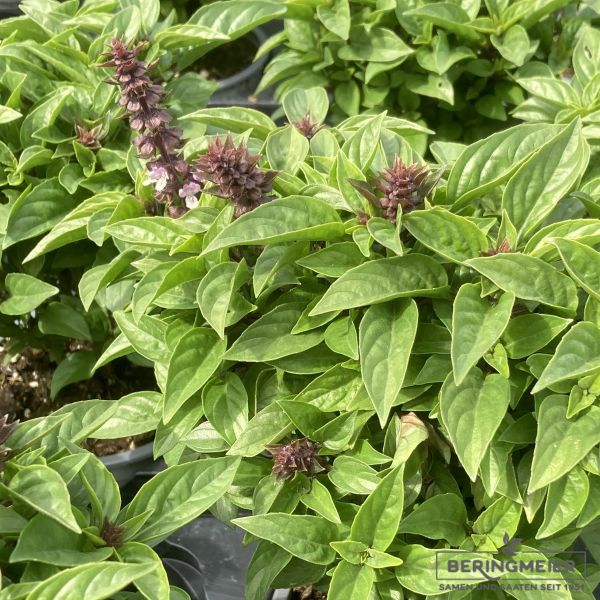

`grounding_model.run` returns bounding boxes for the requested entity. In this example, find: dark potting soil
[292,586,327,600]
[0,345,156,456]
[195,35,258,81]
